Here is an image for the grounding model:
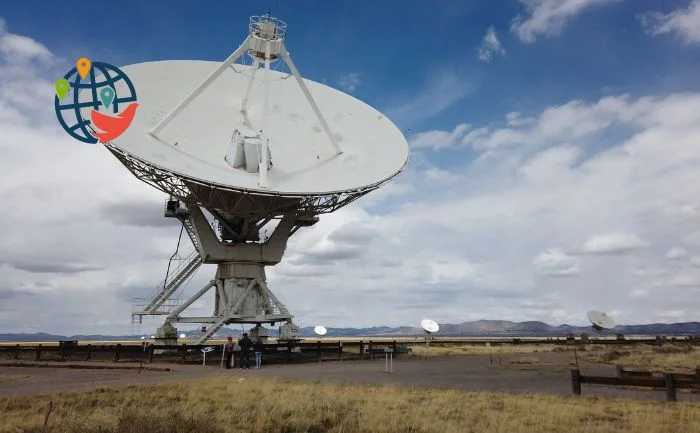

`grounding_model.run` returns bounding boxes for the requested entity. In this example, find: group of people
[224,333,265,369]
